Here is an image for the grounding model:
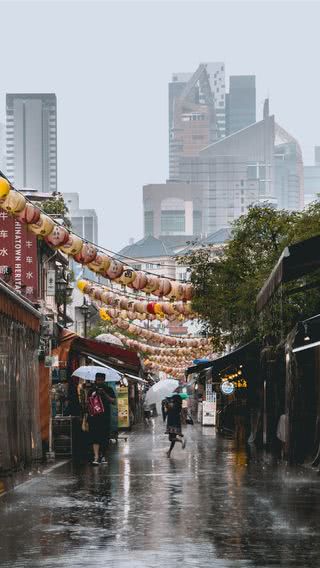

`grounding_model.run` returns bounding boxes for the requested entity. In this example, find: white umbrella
[95,333,124,346]
[144,378,179,408]
[72,365,121,383]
